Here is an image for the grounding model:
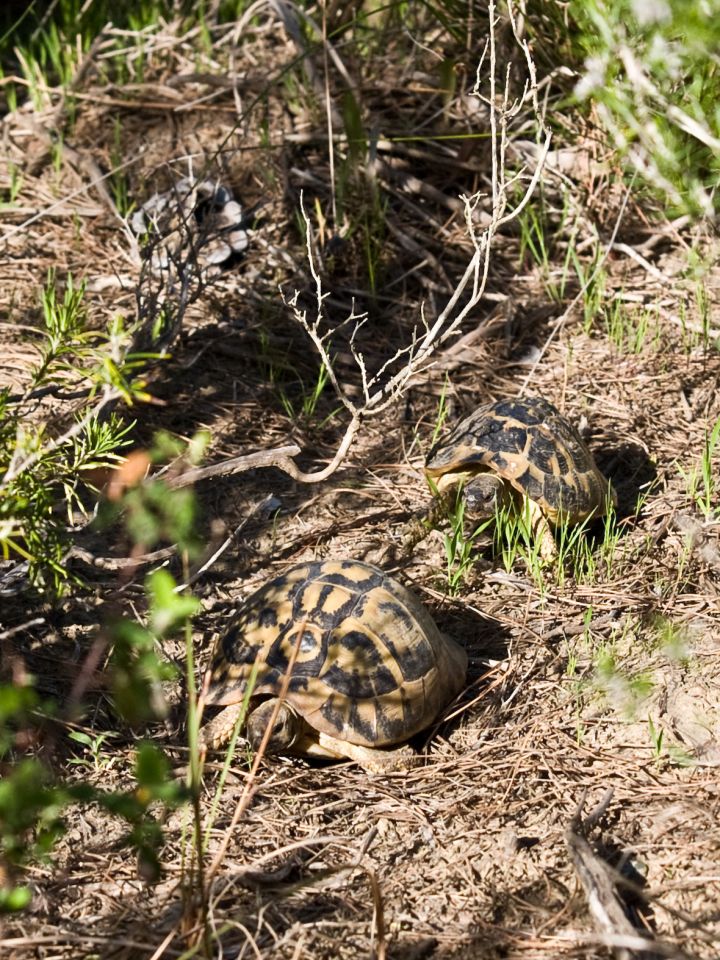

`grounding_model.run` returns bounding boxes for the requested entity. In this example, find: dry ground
[1,7,719,960]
